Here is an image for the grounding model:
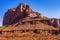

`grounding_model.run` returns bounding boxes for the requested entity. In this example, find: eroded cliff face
[1,3,60,40]
[3,3,45,25]
[3,3,31,25]
[3,3,60,29]
[3,8,16,25]
[50,18,60,29]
